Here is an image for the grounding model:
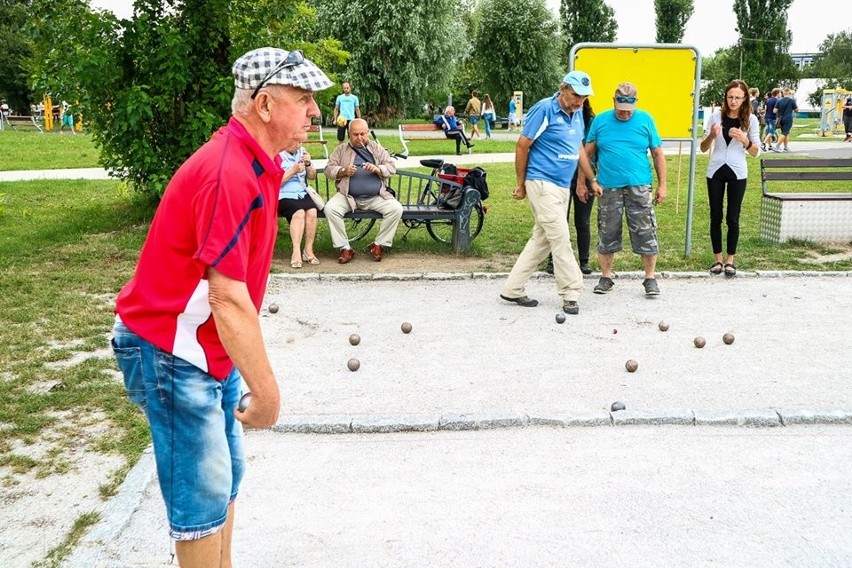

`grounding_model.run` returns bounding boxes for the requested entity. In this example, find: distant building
[789,52,816,70]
